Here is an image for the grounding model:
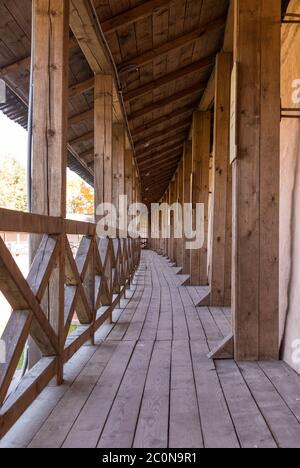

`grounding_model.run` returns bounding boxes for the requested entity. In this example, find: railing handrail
[0,206,141,438]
